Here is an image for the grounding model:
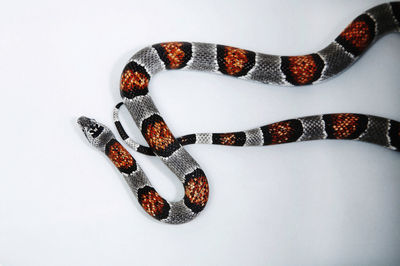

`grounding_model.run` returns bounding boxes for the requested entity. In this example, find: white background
[0,0,399,265]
